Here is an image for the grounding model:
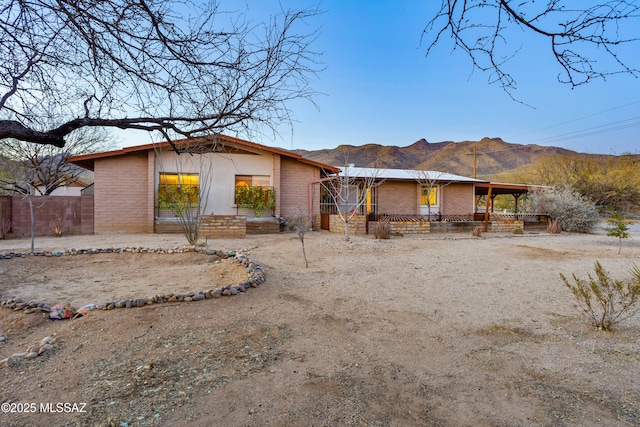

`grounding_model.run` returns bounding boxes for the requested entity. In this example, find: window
[234,176,275,215]
[158,173,199,210]
[319,183,377,215]
[235,175,270,203]
[420,186,438,206]
[236,175,270,188]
